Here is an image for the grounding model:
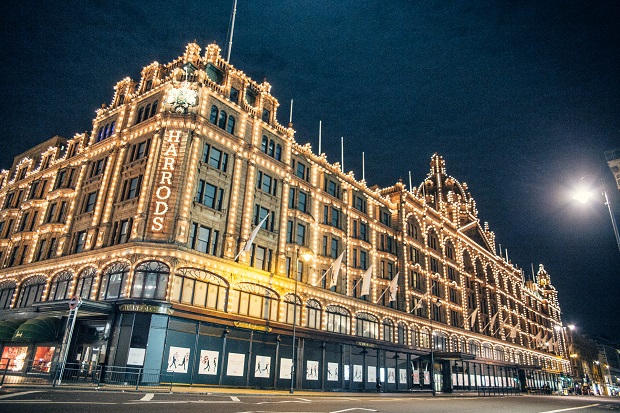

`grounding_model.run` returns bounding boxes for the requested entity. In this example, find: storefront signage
[119,304,173,315]
[233,321,272,332]
[151,129,182,232]
[356,341,377,348]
